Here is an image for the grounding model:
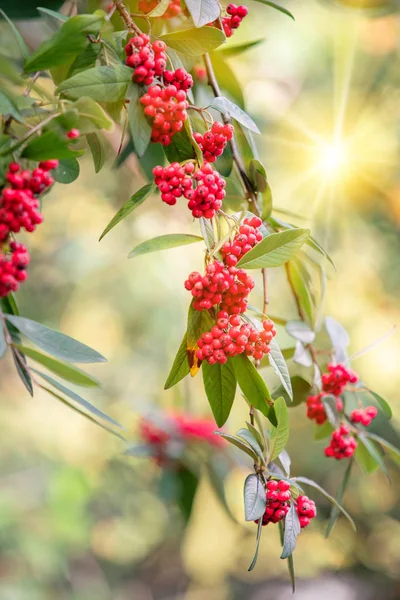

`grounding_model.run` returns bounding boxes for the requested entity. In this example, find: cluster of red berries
[193,122,234,163]
[140,84,189,146]
[257,480,291,526]
[322,362,358,396]
[324,425,358,460]
[185,261,254,313]
[125,34,167,86]
[196,314,275,365]
[351,406,378,427]
[163,68,193,92]
[0,242,30,297]
[296,495,317,529]
[0,160,58,297]
[139,0,182,19]
[222,4,248,37]
[306,393,343,425]
[221,216,263,267]
[153,162,226,218]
